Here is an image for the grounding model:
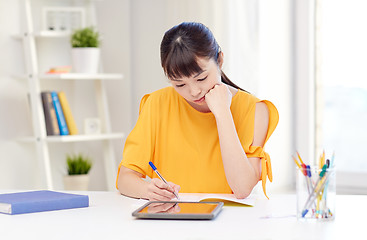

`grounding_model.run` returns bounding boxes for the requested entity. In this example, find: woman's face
[169,57,221,111]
